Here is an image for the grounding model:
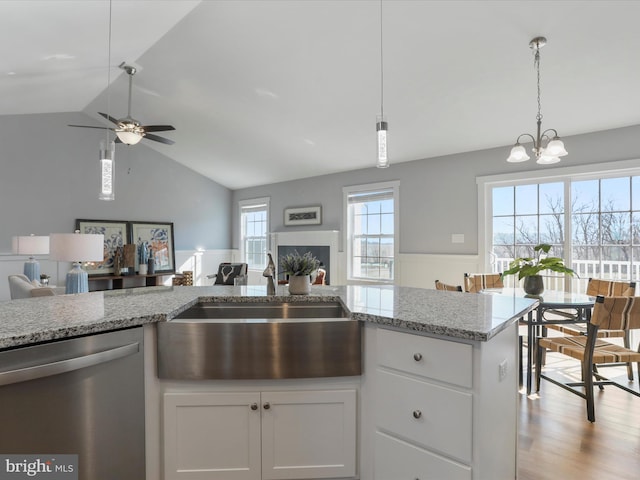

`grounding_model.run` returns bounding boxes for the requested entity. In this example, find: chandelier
[506,36,567,165]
